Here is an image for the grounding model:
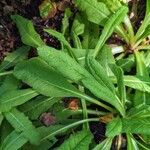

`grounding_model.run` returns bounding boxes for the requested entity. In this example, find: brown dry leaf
[68,98,79,110]
[100,114,113,124]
